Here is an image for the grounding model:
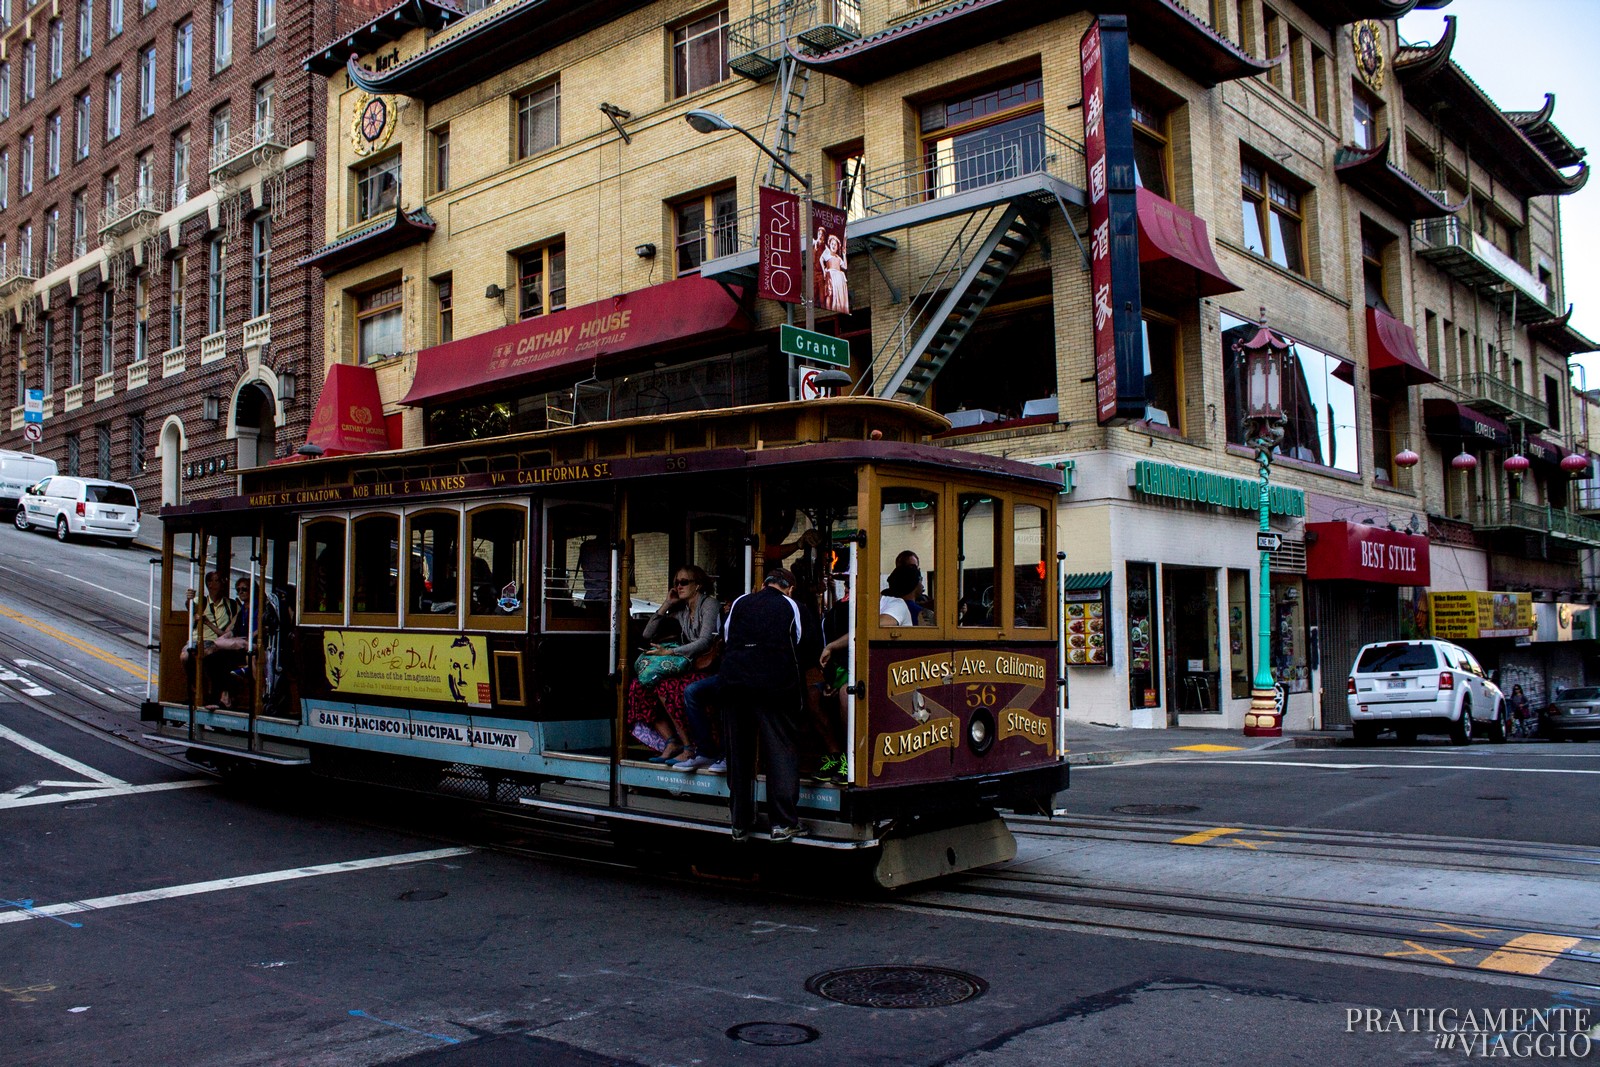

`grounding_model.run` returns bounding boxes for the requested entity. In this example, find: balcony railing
[162,346,187,376]
[0,257,38,298]
[858,120,1085,217]
[243,313,271,350]
[63,384,84,411]
[1474,499,1600,547]
[98,188,168,239]
[208,120,287,182]
[1577,485,1600,513]
[201,331,227,364]
[127,359,150,390]
[1452,371,1548,428]
[1414,216,1552,323]
[93,372,115,402]
[728,0,861,80]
